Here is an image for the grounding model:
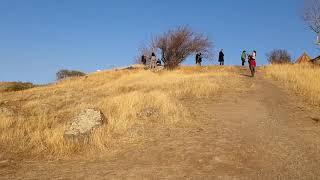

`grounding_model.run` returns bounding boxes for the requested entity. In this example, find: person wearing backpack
[241,50,246,66]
